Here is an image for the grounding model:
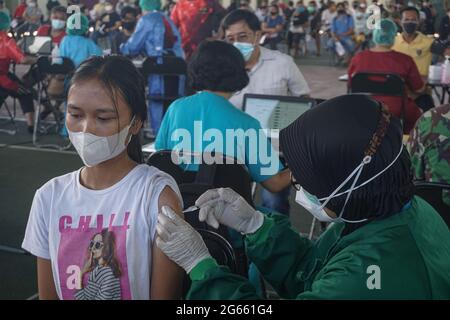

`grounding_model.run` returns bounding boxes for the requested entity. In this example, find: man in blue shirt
[330,2,354,63]
[120,0,184,137]
[262,4,284,50]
